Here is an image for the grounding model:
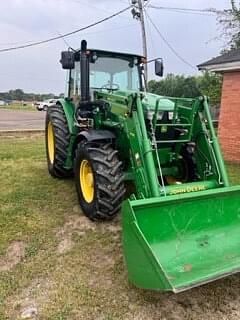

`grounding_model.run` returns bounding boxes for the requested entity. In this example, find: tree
[7,89,24,100]
[0,89,60,102]
[197,72,223,105]
[218,0,240,50]
[148,74,200,98]
[148,72,223,106]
